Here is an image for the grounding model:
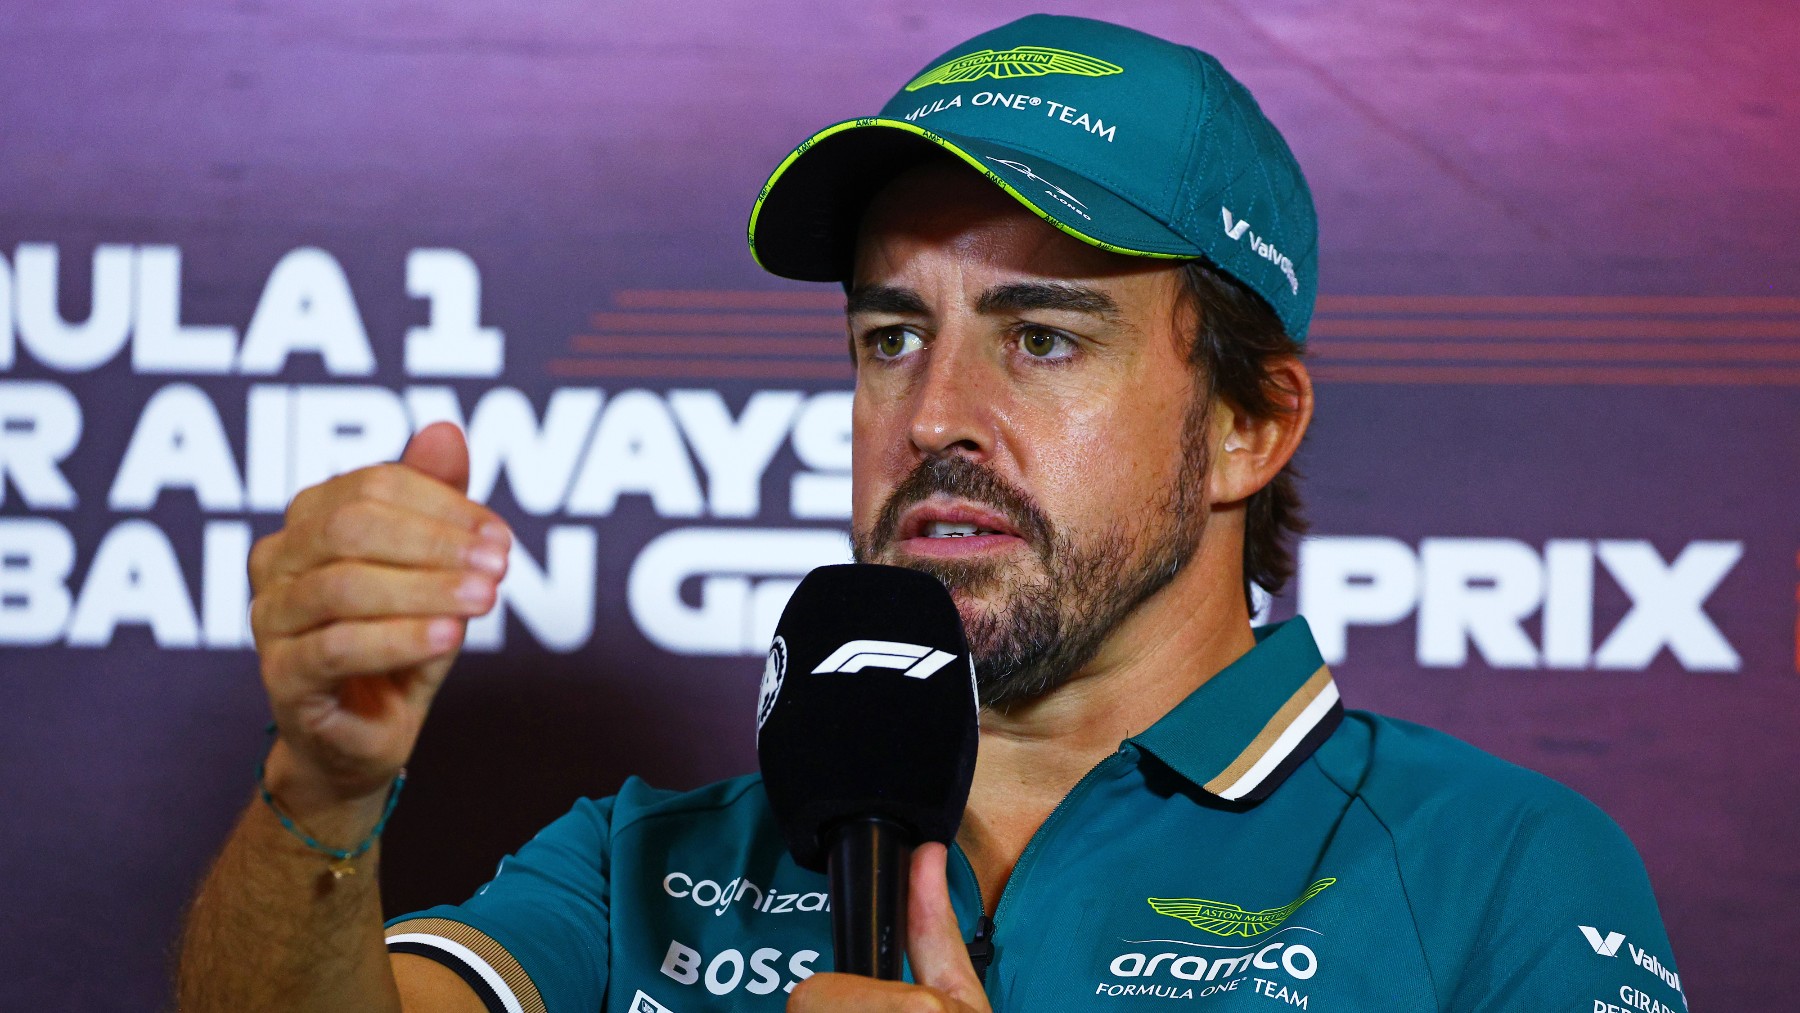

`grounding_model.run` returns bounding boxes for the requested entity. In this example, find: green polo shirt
[387,618,1684,1013]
